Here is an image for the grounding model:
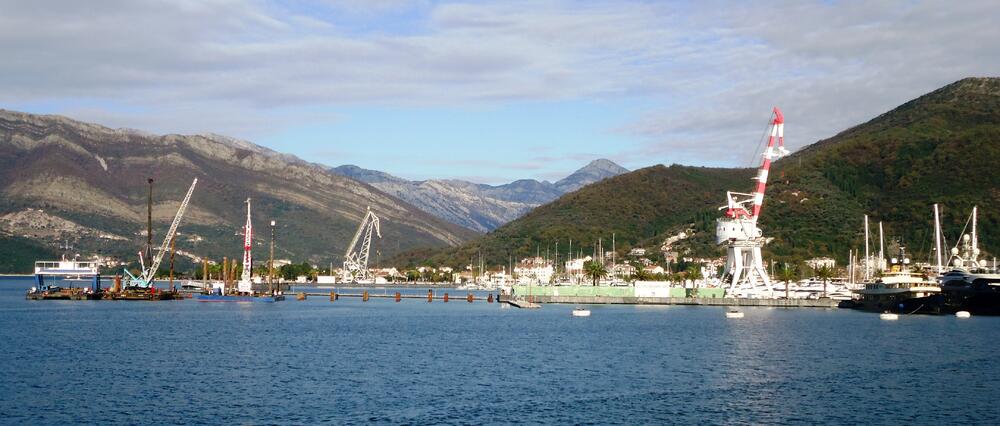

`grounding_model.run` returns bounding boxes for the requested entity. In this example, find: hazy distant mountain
[554,159,630,193]
[0,109,478,272]
[333,159,629,232]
